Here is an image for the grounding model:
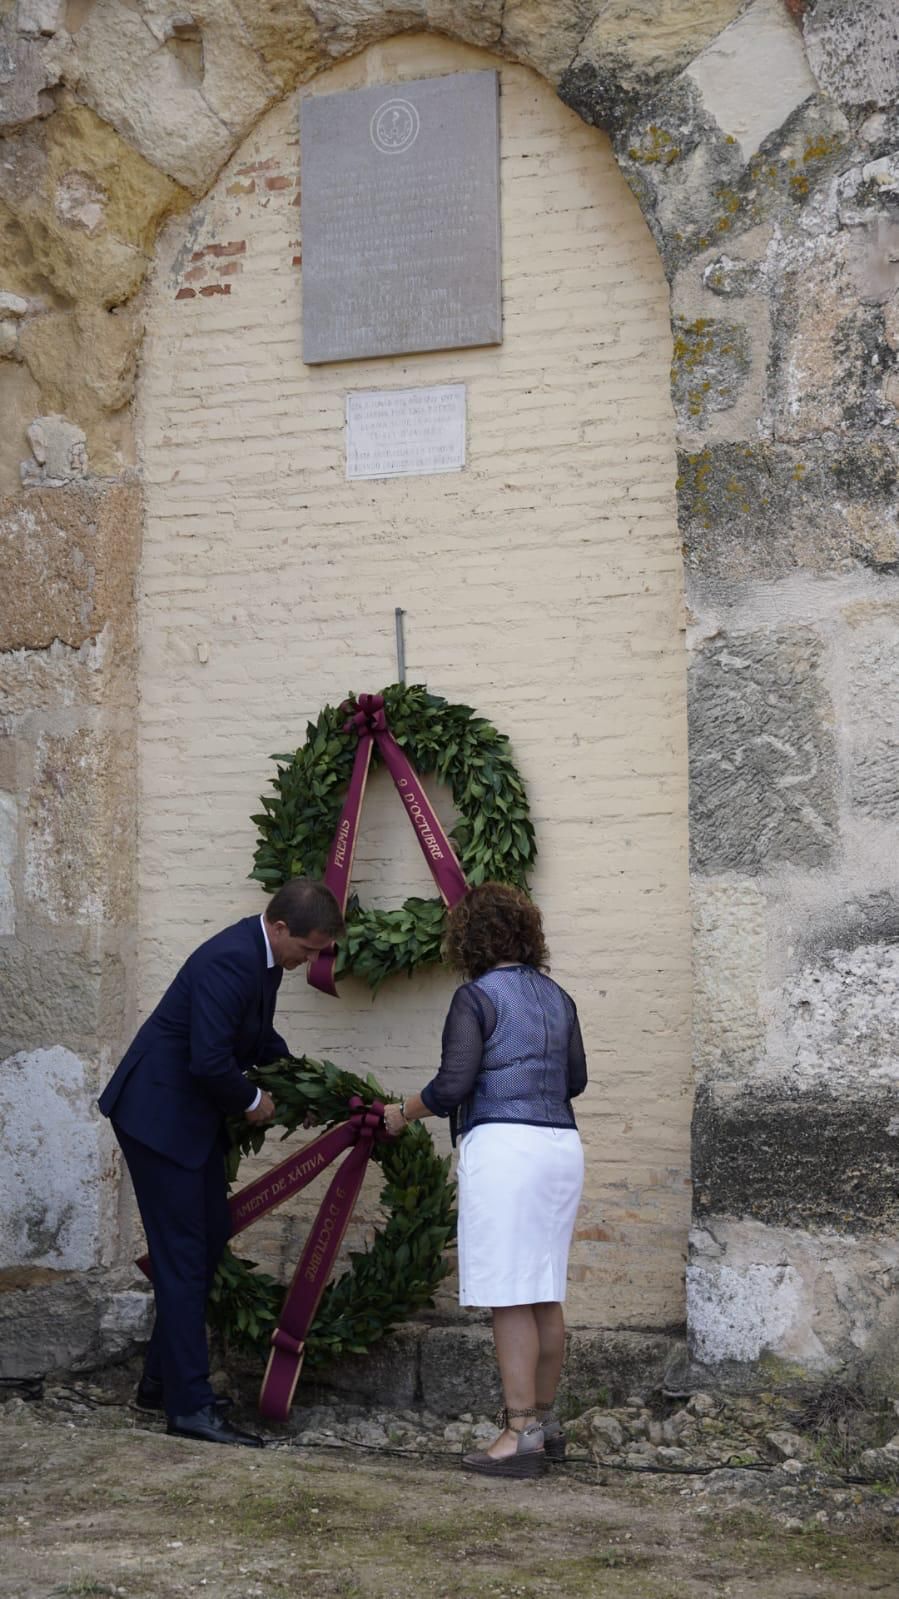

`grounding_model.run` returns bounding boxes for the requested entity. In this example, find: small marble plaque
[346,384,466,480]
[300,71,502,363]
